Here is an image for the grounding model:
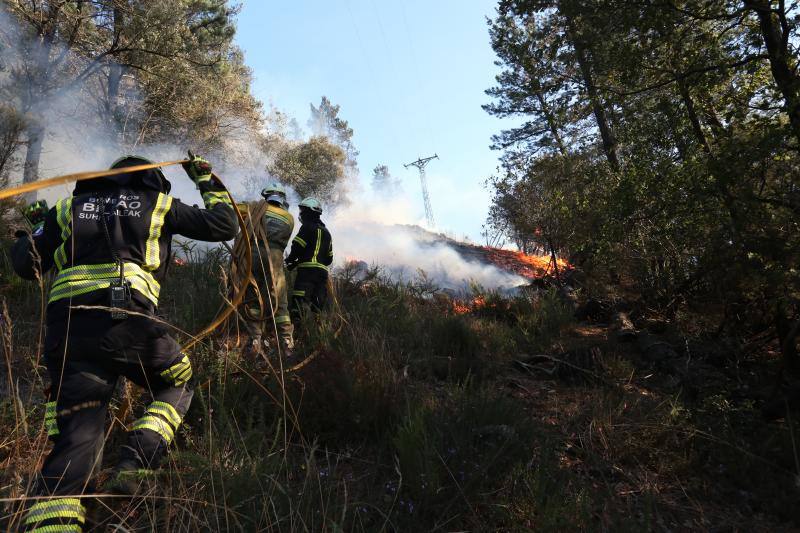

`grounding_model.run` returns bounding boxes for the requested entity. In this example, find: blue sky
[234,0,512,241]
